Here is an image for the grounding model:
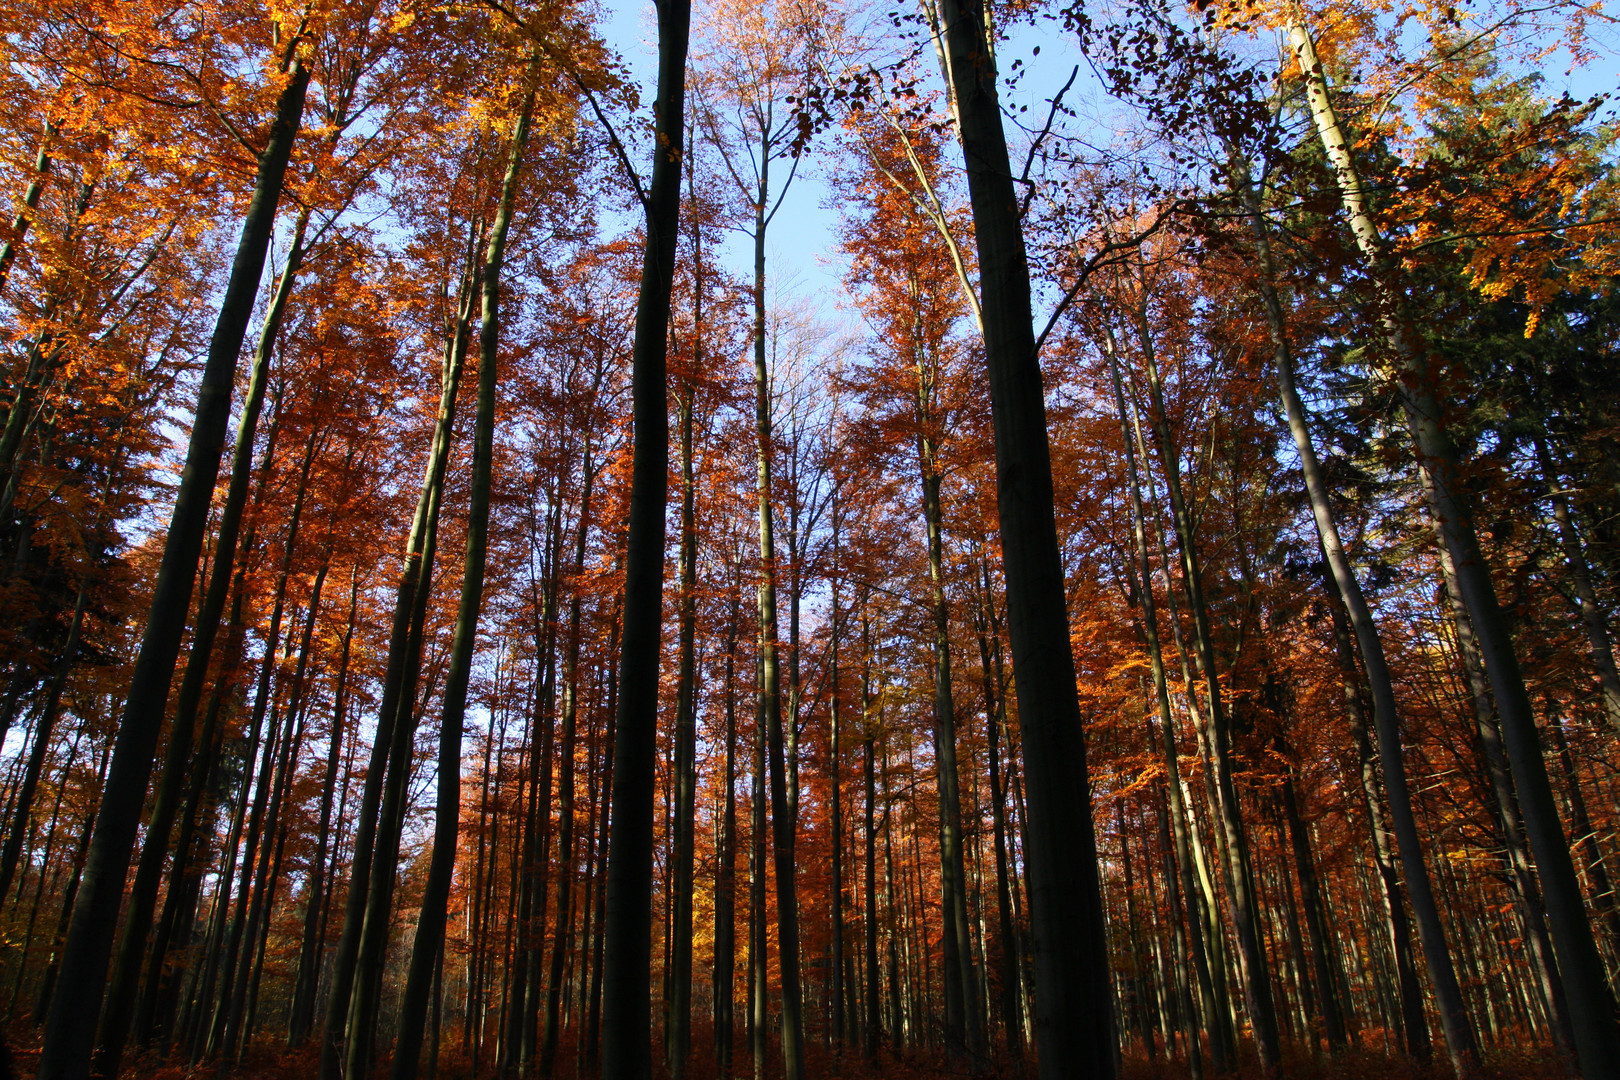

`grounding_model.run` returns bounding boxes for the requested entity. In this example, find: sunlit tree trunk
[1290,21,1618,1075]
[1103,333,1218,1074]
[1128,294,1280,1070]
